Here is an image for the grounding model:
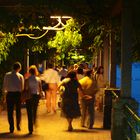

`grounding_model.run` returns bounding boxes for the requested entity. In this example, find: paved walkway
[0,99,111,140]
